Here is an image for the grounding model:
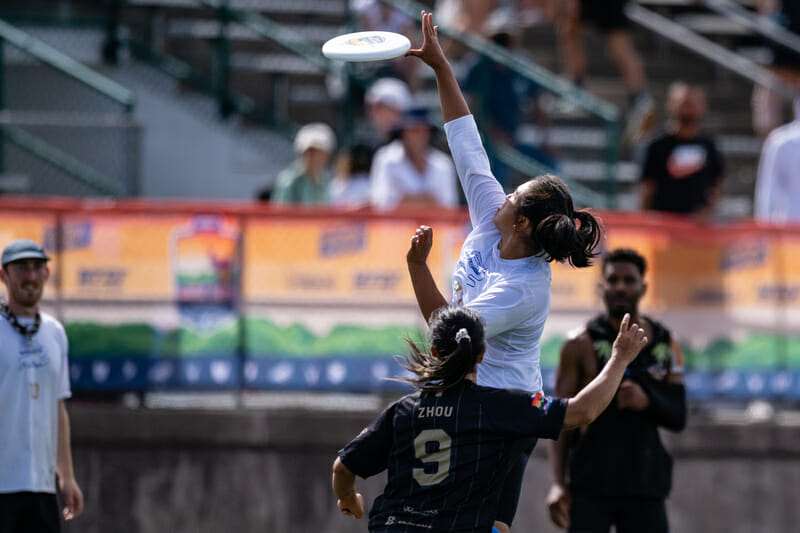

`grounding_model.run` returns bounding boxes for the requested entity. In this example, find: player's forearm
[563,354,627,429]
[332,457,357,500]
[431,61,471,124]
[57,400,76,481]
[407,261,448,323]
